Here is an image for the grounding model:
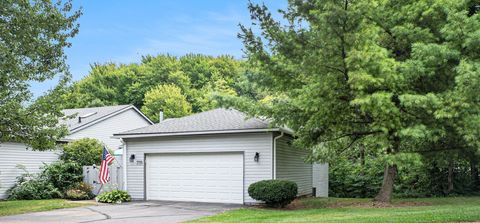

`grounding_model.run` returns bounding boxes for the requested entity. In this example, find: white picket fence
[83,162,123,195]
